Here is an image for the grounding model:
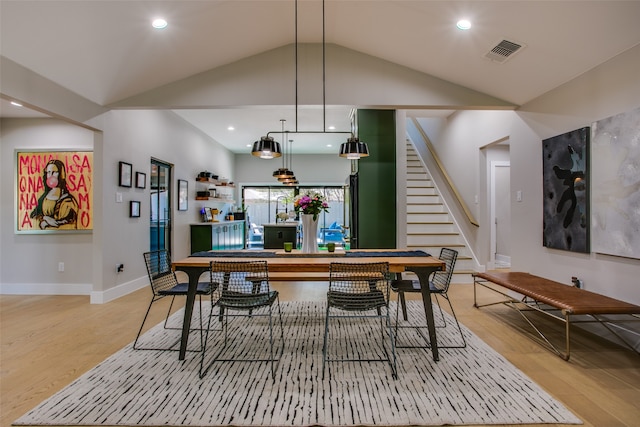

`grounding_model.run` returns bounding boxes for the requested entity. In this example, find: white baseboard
[90,276,147,304]
[495,254,511,267]
[0,276,147,305]
[0,282,92,295]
